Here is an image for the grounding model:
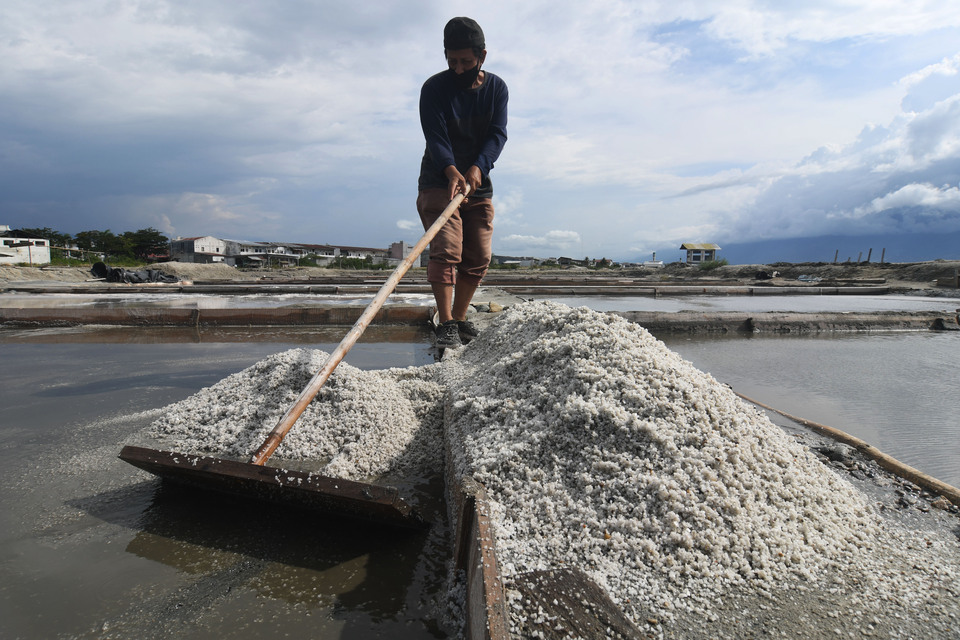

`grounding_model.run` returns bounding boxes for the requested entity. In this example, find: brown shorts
[417,188,495,286]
